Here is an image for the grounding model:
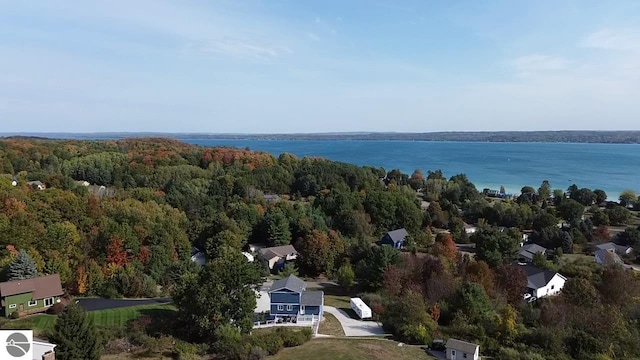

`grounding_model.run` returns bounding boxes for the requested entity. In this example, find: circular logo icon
[6,332,30,357]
